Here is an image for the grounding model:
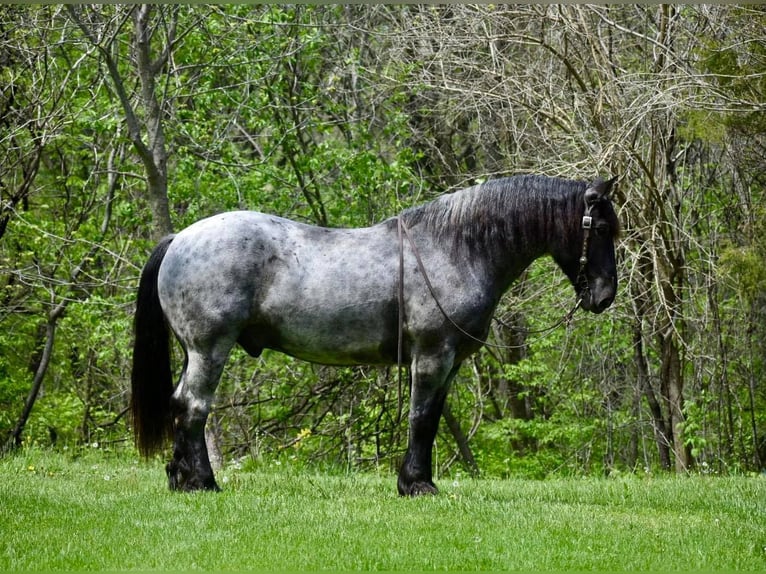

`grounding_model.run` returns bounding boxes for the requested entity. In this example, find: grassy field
[1,449,765,571]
